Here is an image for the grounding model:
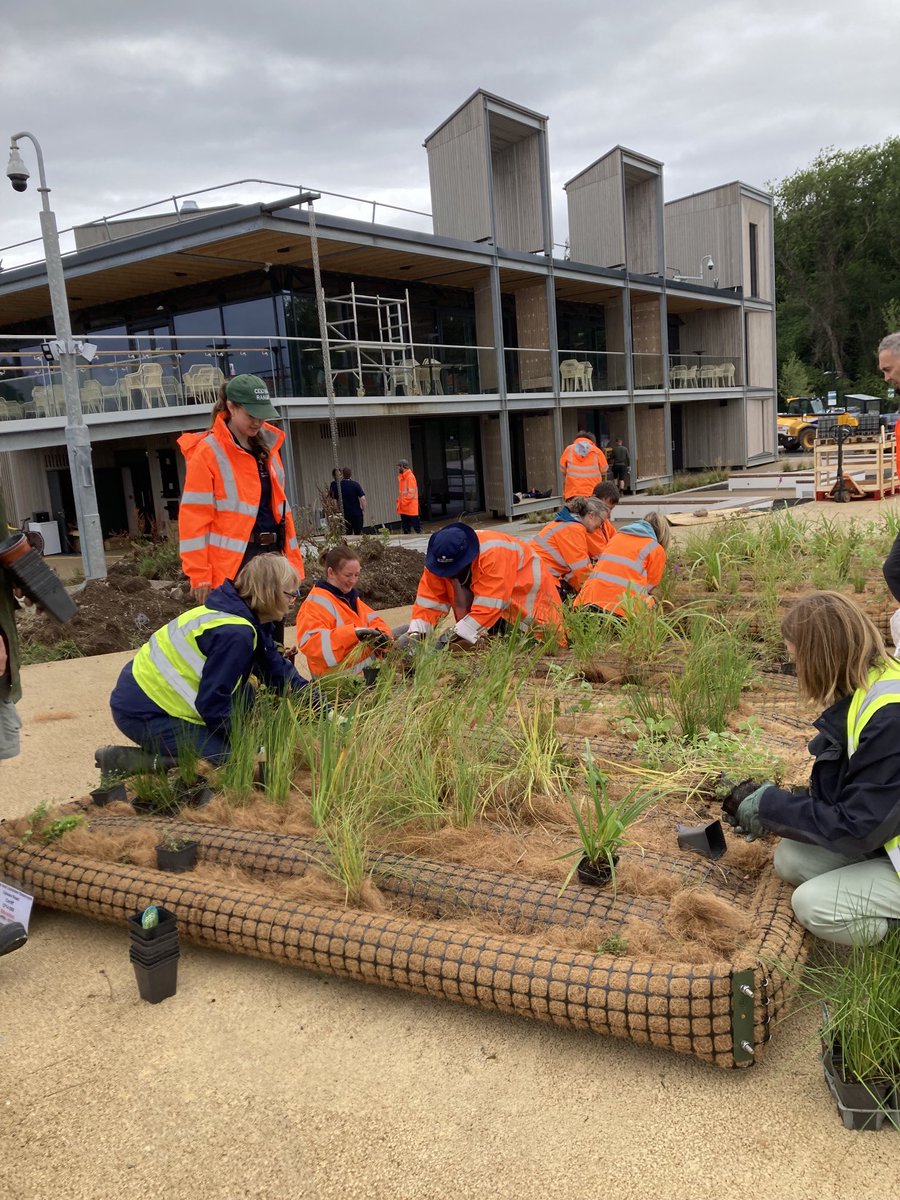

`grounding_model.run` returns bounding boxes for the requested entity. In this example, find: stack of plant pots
[128,907,179,1004]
